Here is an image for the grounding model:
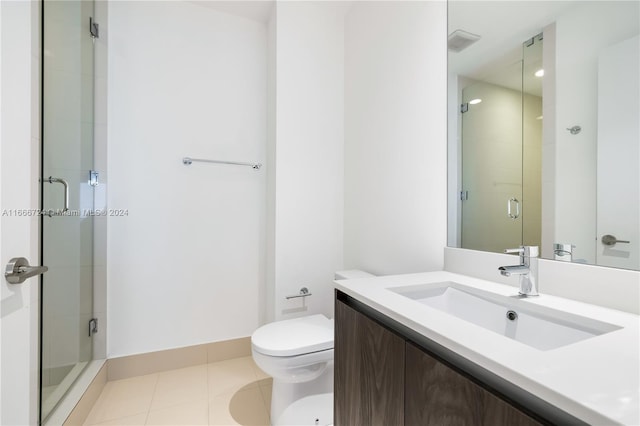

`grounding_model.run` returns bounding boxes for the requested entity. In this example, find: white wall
[264,5,277,325]
[553,1,639,264]
[107,2,267,357]
[270,2,347,321]
[344,1,447,275]
[596,35,640,270]
[107,0,445,352]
